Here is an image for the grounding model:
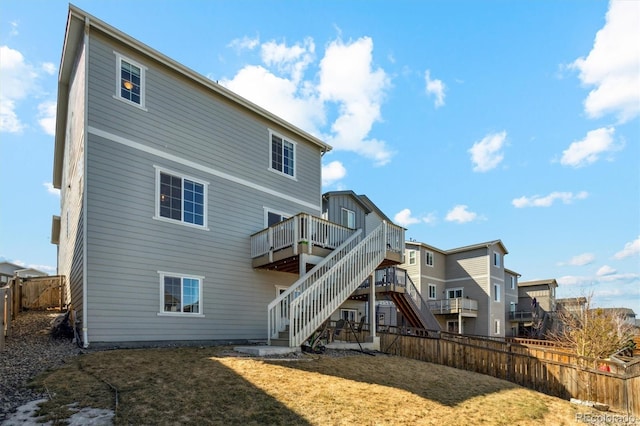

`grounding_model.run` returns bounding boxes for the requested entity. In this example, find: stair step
[270,338,290,347]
